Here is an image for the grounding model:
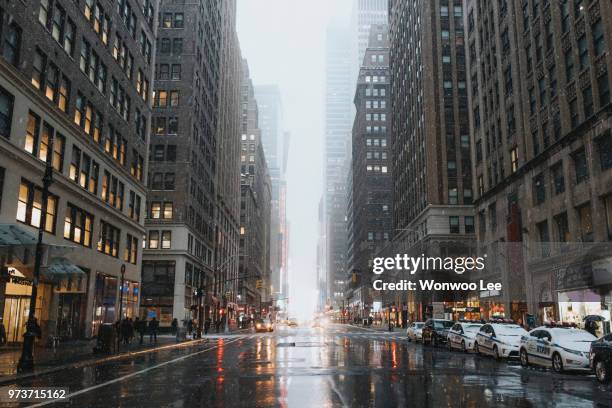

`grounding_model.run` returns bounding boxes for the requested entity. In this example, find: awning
[0,224,37,247]
[42,257,87,282]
